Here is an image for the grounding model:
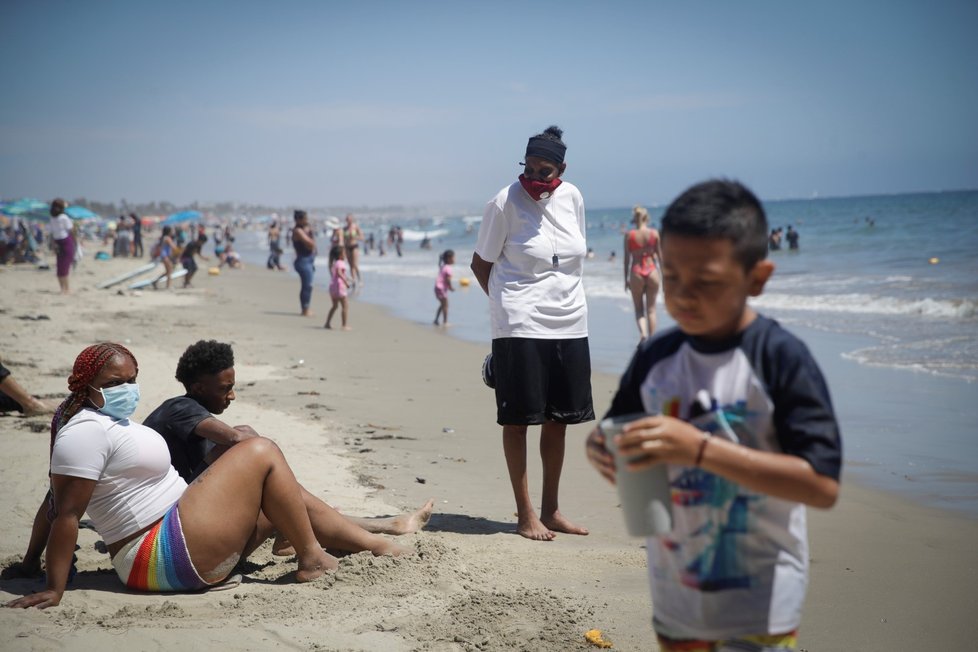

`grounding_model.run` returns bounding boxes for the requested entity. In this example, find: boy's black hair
[175,340,234,386]
[661,179,768,269]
